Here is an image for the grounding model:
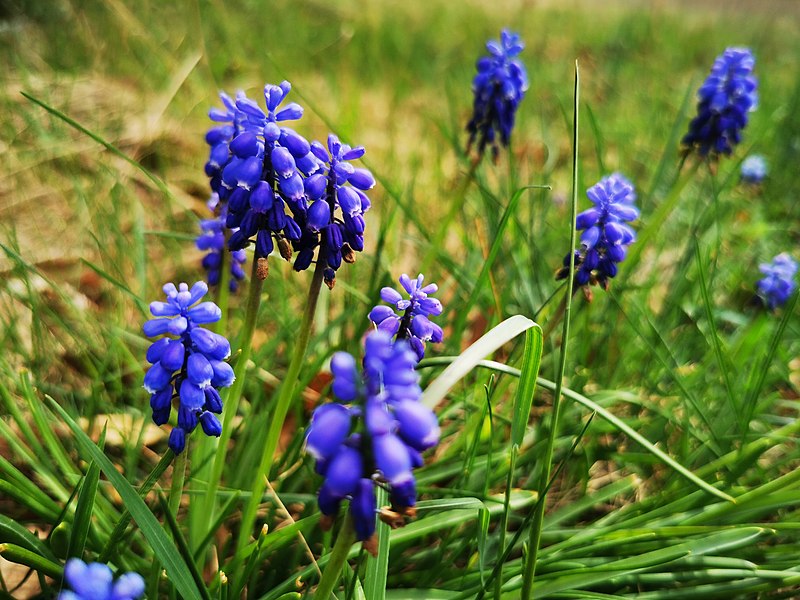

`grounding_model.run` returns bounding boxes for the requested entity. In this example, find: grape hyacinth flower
[557,173,639,290]
[467,29,528,161]
[305,331,440,553]
[143,282,234,454]
[682,47,758,157]
[202,82,326,270]
[757,253,797,310]
[59,558,144,600]
[369,273,444,359]
[196,193,247,291]
[292,133,375,289]
[740,154,767,184]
